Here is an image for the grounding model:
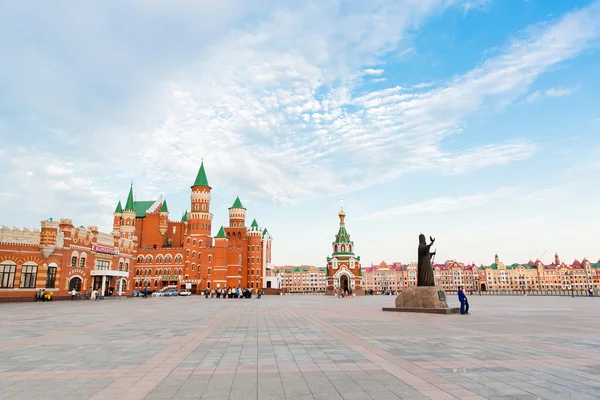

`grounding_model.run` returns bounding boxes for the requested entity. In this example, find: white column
[101,276,107,296]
